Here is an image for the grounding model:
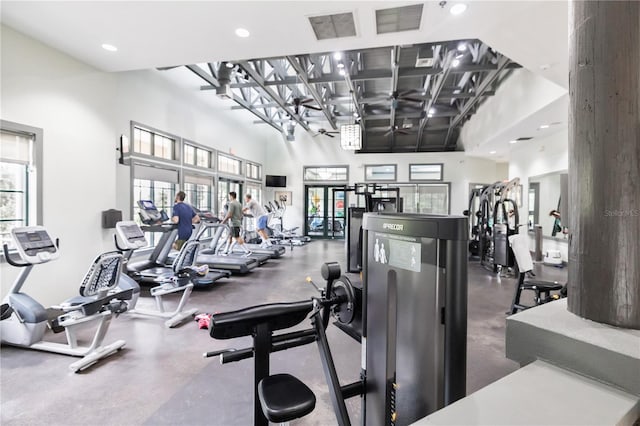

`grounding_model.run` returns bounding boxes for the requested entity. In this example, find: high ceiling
[185,39,520,152]
[0,1,569,156]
